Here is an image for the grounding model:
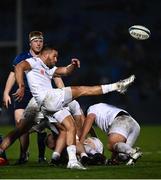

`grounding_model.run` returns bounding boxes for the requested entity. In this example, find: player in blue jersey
[3,31,47,164]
